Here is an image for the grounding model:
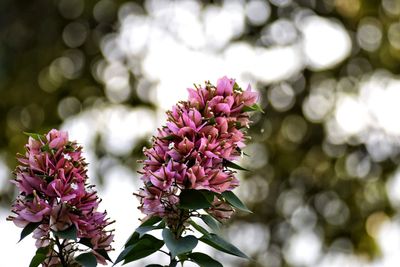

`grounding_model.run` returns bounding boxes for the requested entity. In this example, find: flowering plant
[8,129,114,267]
[115,77,261,266]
